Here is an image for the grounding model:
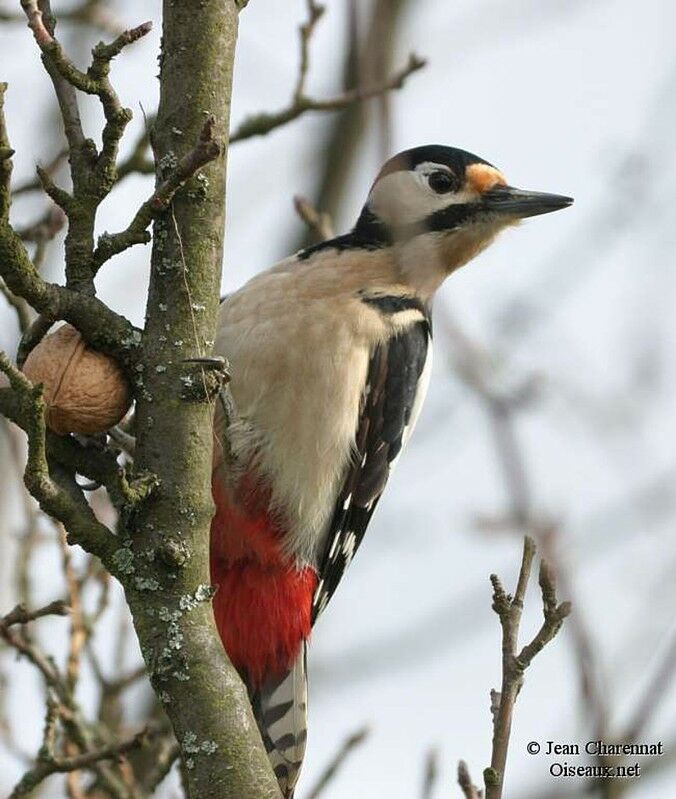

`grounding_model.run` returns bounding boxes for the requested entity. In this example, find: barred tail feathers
[250,644,308,799]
